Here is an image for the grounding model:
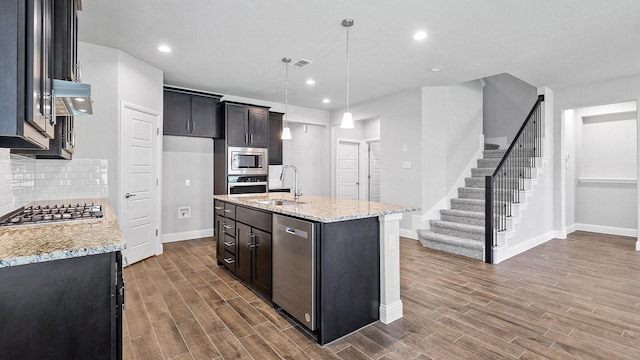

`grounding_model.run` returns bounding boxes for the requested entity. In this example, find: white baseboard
[162,228,214,243]
[572,223,637,237]
[566,224,576,235]
[379,300,403,324]
[400,228,418,240]
[493,230,557,263]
